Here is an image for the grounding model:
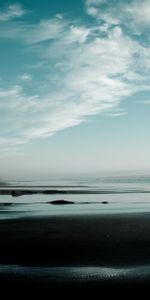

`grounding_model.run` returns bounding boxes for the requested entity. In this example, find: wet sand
[1,212,150,294]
